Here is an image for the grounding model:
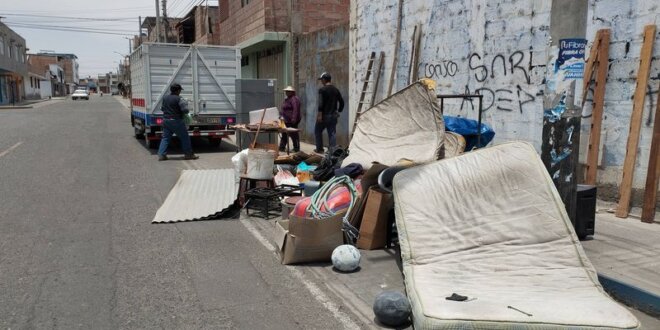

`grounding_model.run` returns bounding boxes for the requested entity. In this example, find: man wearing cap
[157,83,199,161]
[315,72,344,154]
[279,86,301,152]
